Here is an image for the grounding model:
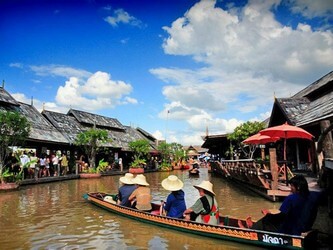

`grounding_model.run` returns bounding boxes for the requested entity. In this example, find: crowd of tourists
[114,173,320,235]
[6,150,69,179]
